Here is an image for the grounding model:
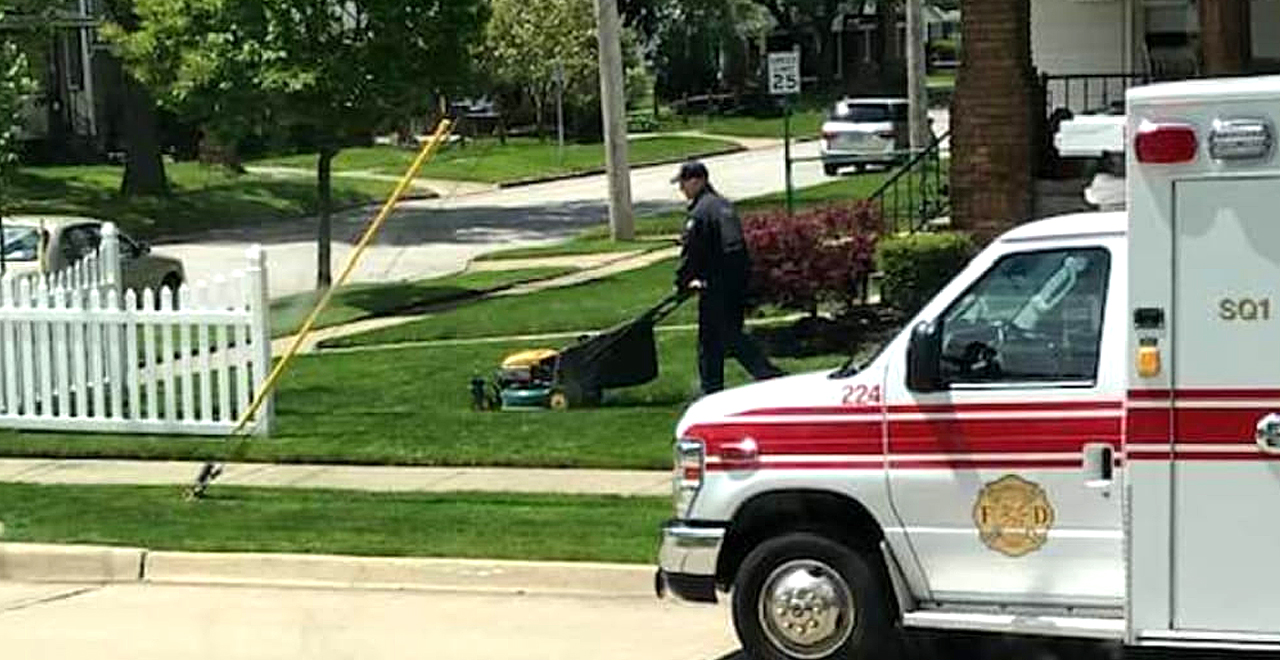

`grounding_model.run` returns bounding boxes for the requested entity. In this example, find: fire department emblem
[973,475,1055,557]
